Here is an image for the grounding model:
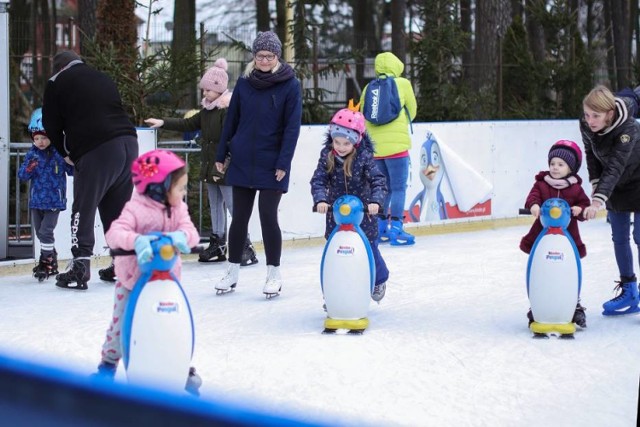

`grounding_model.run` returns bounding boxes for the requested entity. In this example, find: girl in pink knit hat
[145,58,258,267]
